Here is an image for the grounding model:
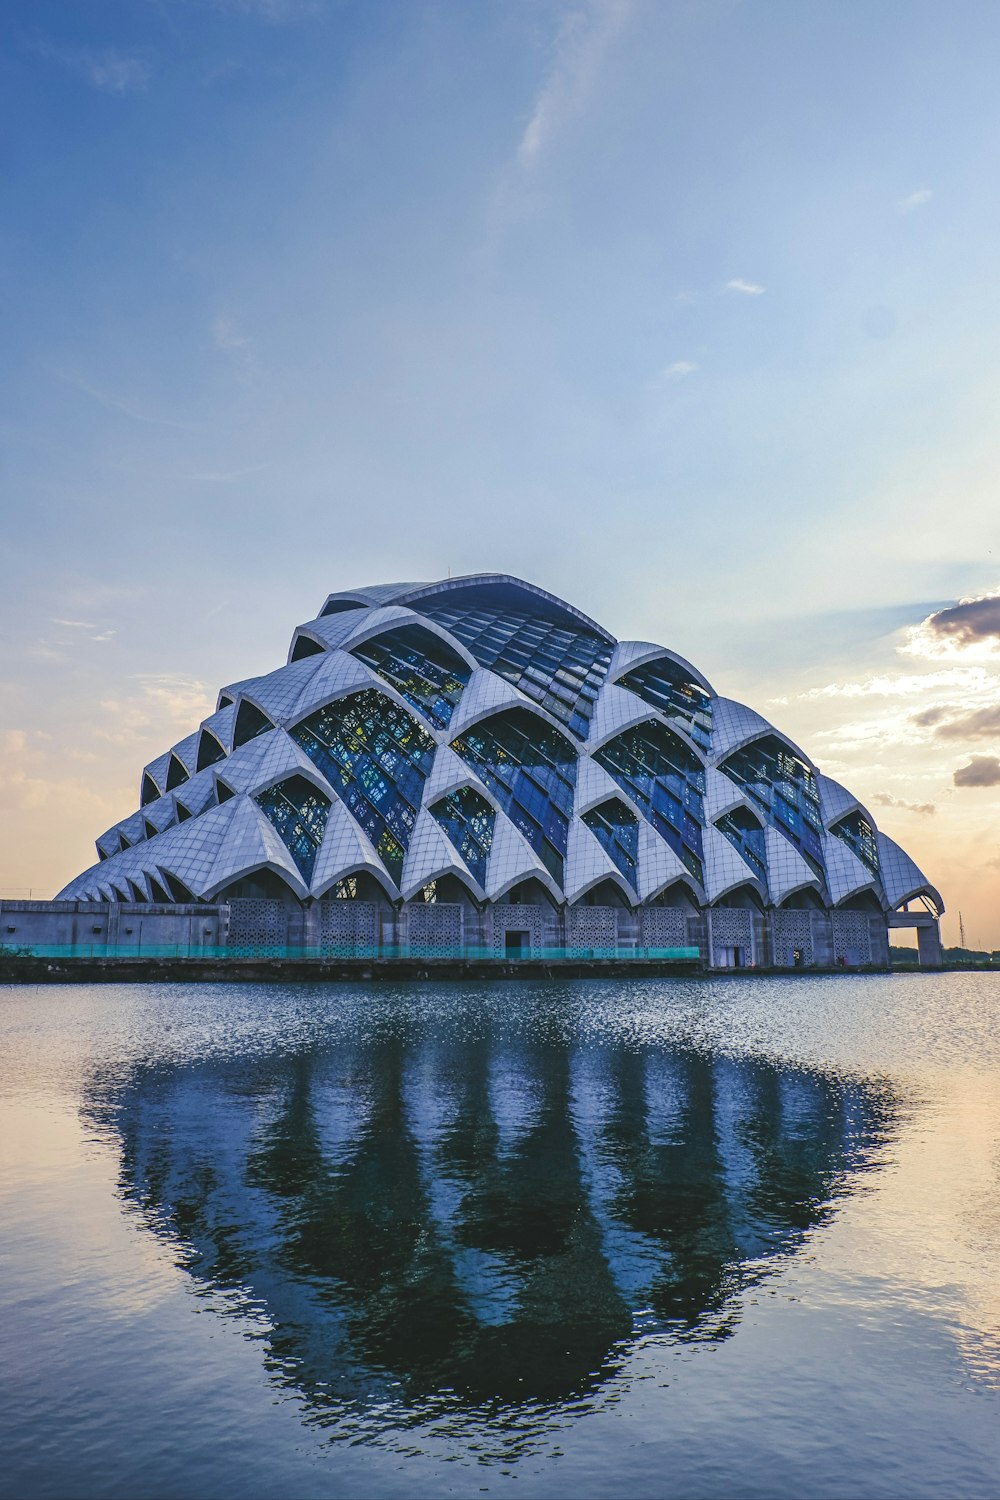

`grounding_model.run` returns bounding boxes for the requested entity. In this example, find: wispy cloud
[51,618,97,631]
[872,792,935,816]
[664,360,698,378]
[31,40,150,94]
[190,465,267,485]
[517,0,631,167]
[211,0,324,19]
[96,675,213,744]
[725,278,765,296]
[211,314,259,383]
[898,187,932,214]
[51,368,203,430]
[801,666,1000,700]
